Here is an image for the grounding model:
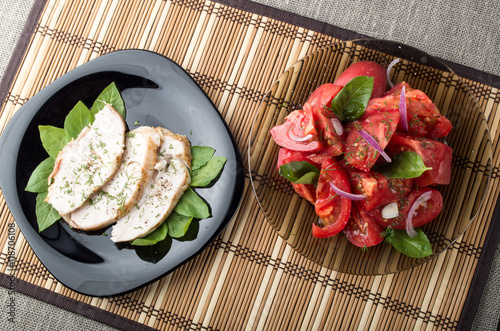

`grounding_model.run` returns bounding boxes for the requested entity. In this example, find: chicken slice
[65,126,162,231]
[110,157,190,242]
[46,105,126,215]
[111,128,192,242]
[157,127,192,168]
